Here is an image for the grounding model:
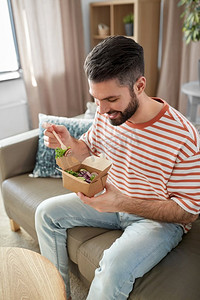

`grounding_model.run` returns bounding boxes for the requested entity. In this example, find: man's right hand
[42,122,71,149]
